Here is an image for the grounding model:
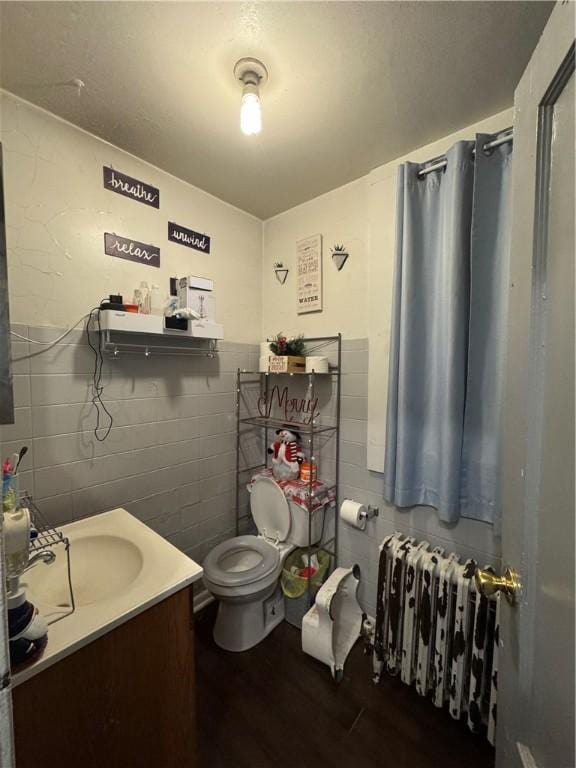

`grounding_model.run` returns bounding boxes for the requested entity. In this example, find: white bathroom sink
[14,508,203,686]
[23,533,144,610]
